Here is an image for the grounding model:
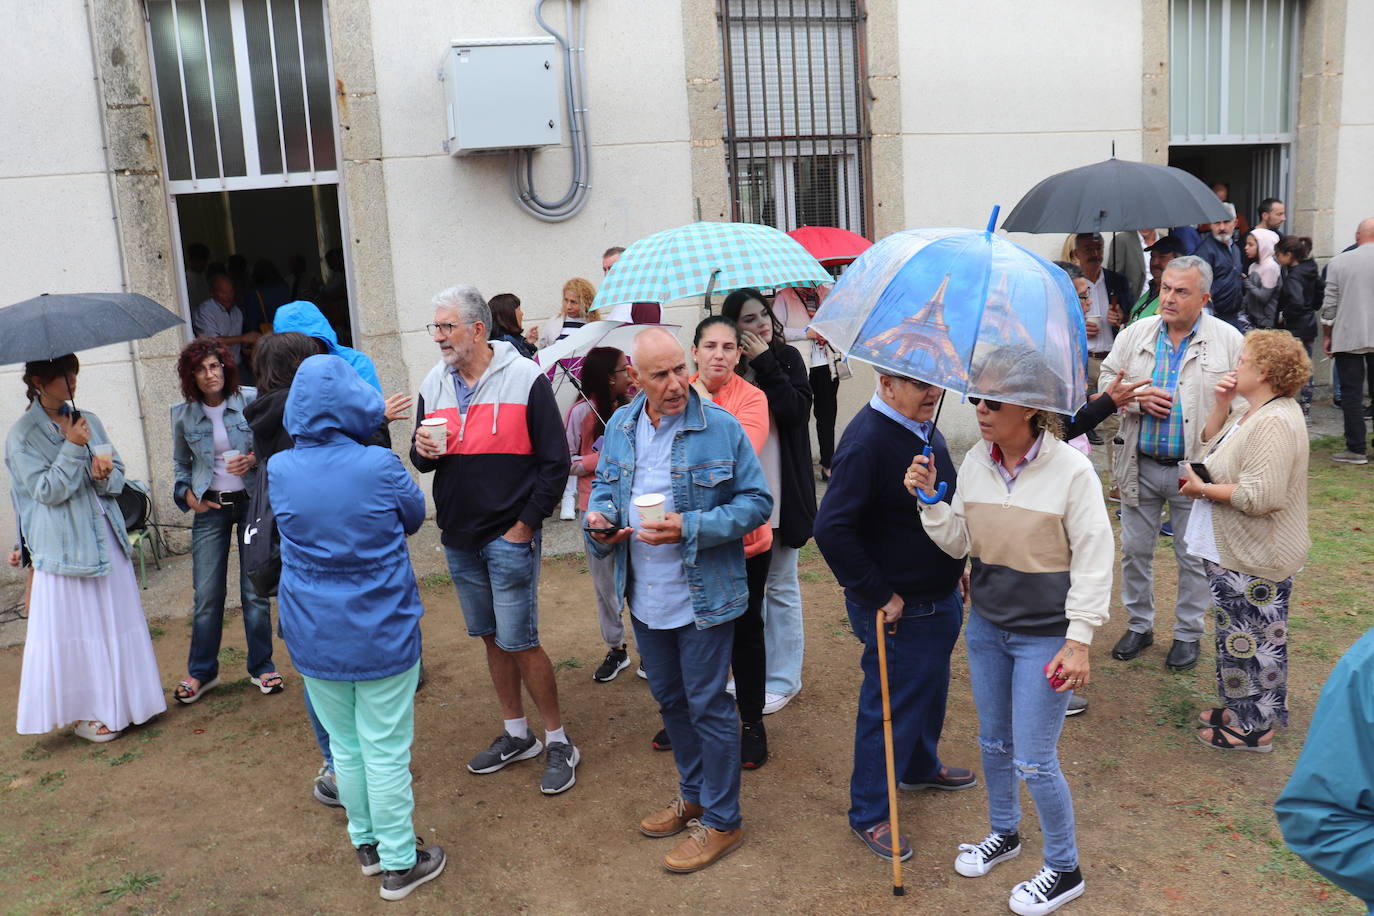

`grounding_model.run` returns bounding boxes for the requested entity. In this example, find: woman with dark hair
[721,289,814,715]
[1274,235,1321,416]
[170,337,279,704]
[566,346,635,682]
[6,354,165,742]
[489,293,536,359]
[682,314,773,768]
